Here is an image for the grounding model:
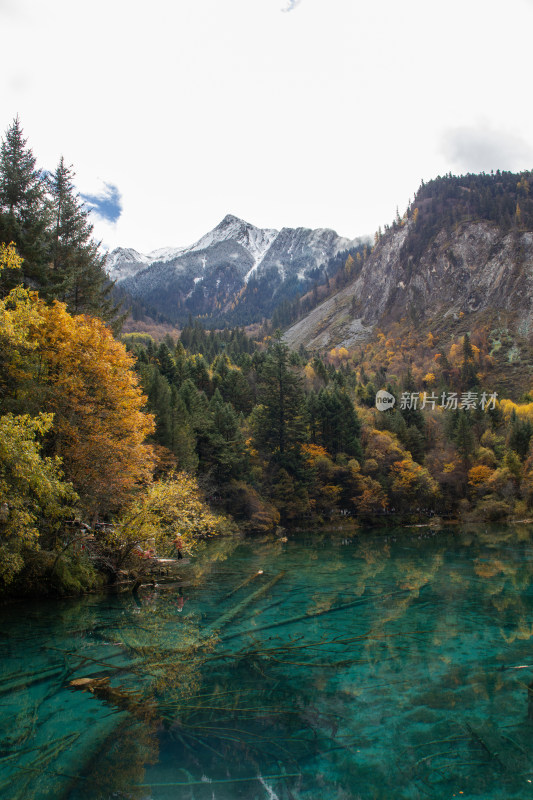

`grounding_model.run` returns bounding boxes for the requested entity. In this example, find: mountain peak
[108,215,361,325]
[218,213,244,227]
